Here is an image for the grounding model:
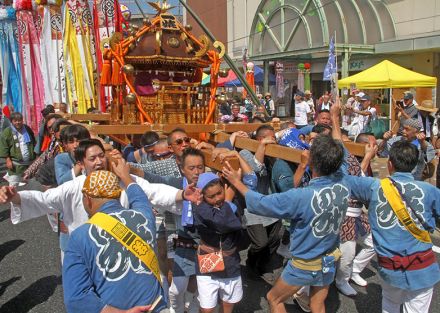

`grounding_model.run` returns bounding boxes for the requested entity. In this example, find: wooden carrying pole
[210,132,366,161]
[199,149,240,172]
[86,124,366,162]
[86,124,366,166]
[62,113,112,122]
[86,123,277,135]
